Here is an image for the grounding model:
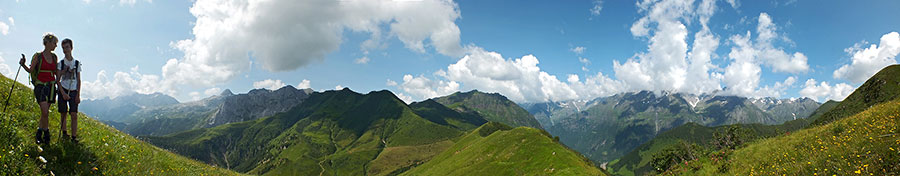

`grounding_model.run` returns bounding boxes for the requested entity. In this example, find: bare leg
[60,112,68,134]
[39,102,50,129]
[70,112,78,138]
